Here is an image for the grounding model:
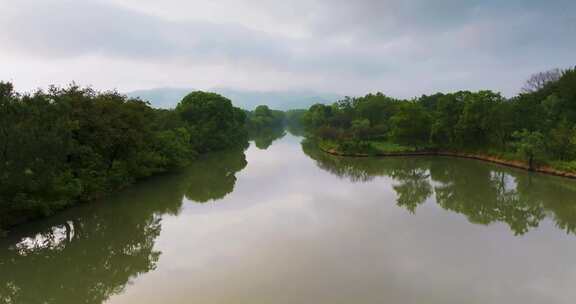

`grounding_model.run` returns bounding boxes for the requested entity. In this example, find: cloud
[0,0,394,75]
[0,1,279,61]
[0,0,574,97]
